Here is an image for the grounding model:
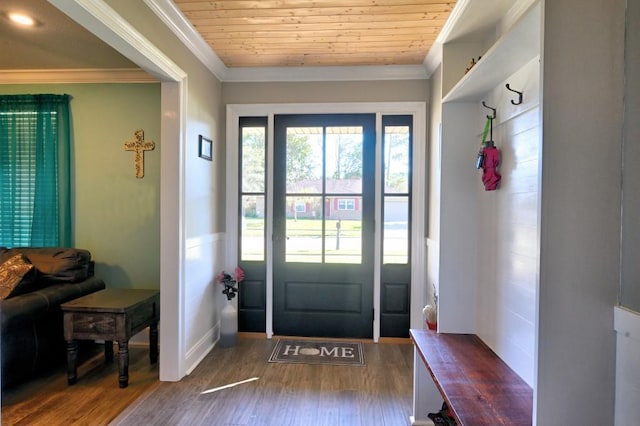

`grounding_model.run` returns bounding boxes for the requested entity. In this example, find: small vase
[220,300,237,348]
